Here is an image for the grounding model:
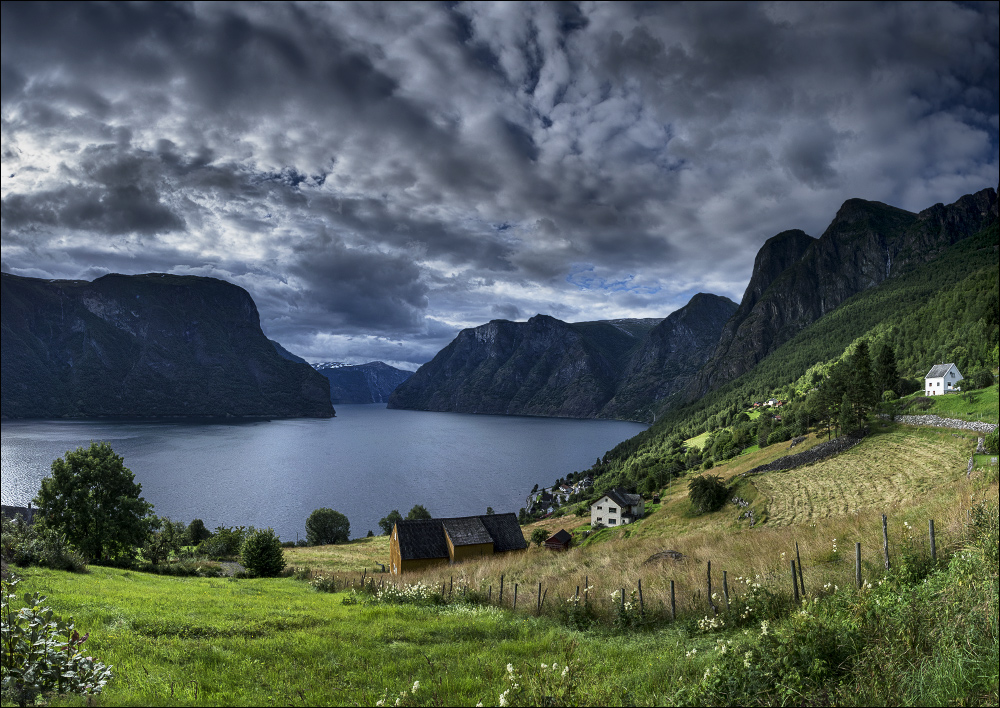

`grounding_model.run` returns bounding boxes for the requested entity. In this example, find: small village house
[543,529,572,552]
[924,363,963,395]
[590,487,644,528]
[389,513,527,575]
